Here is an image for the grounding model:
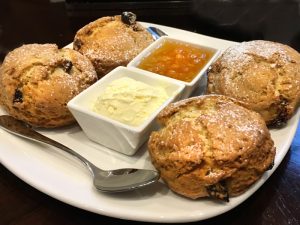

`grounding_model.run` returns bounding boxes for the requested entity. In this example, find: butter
[93,77,169,126]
